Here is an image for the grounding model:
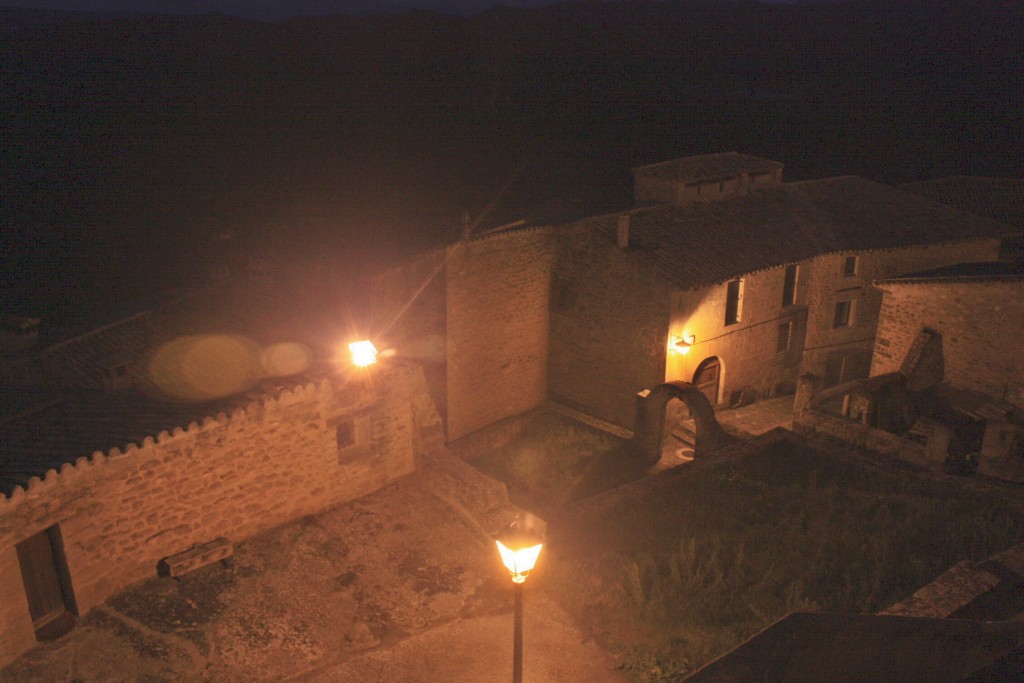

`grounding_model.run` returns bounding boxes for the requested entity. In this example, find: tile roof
[0,273,360,496]
[877,261,1024,285]
[571,176,1015,289]
[900,176,1024,230]
[18,275,345,393]
[631,152,783,184]
[0,378,319,497]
